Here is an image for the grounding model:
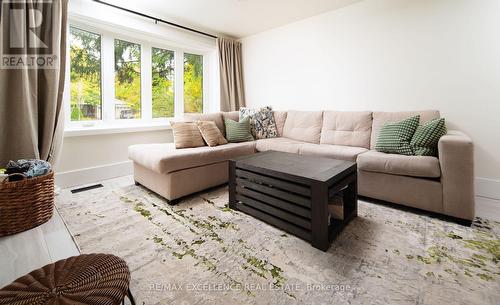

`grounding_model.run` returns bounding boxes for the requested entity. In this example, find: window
[69,27,102,121]
[152,47,175,118]
[66,22,210,133]
[184,53,203,113]
[114,39,141,119]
